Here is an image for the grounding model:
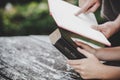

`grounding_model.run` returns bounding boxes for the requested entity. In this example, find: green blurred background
[0,0,104,36]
